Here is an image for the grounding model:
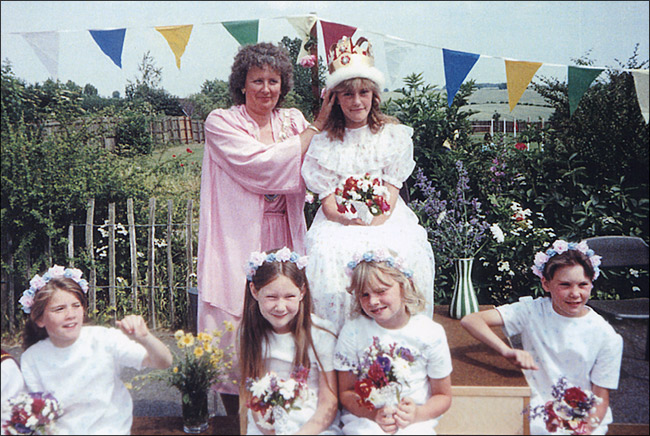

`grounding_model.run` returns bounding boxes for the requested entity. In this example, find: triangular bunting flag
[443,48,480,107]
[222,20,259,46]
[287,15,318,63]
[319,20,357,63]
[630,69,649,123]
[89,28,126,68]
[155,25,193,69]
[505,60,543,112]
[385,39,414,91]
[21,31,59,79]
[568,66,604,115]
